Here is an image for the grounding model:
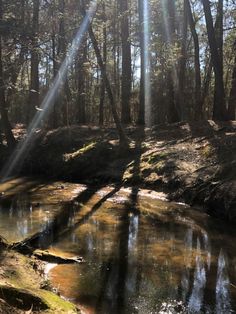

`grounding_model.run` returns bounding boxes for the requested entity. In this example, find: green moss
[38,289,78,313]
[0,251,79,313]
[64,141,96,162]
